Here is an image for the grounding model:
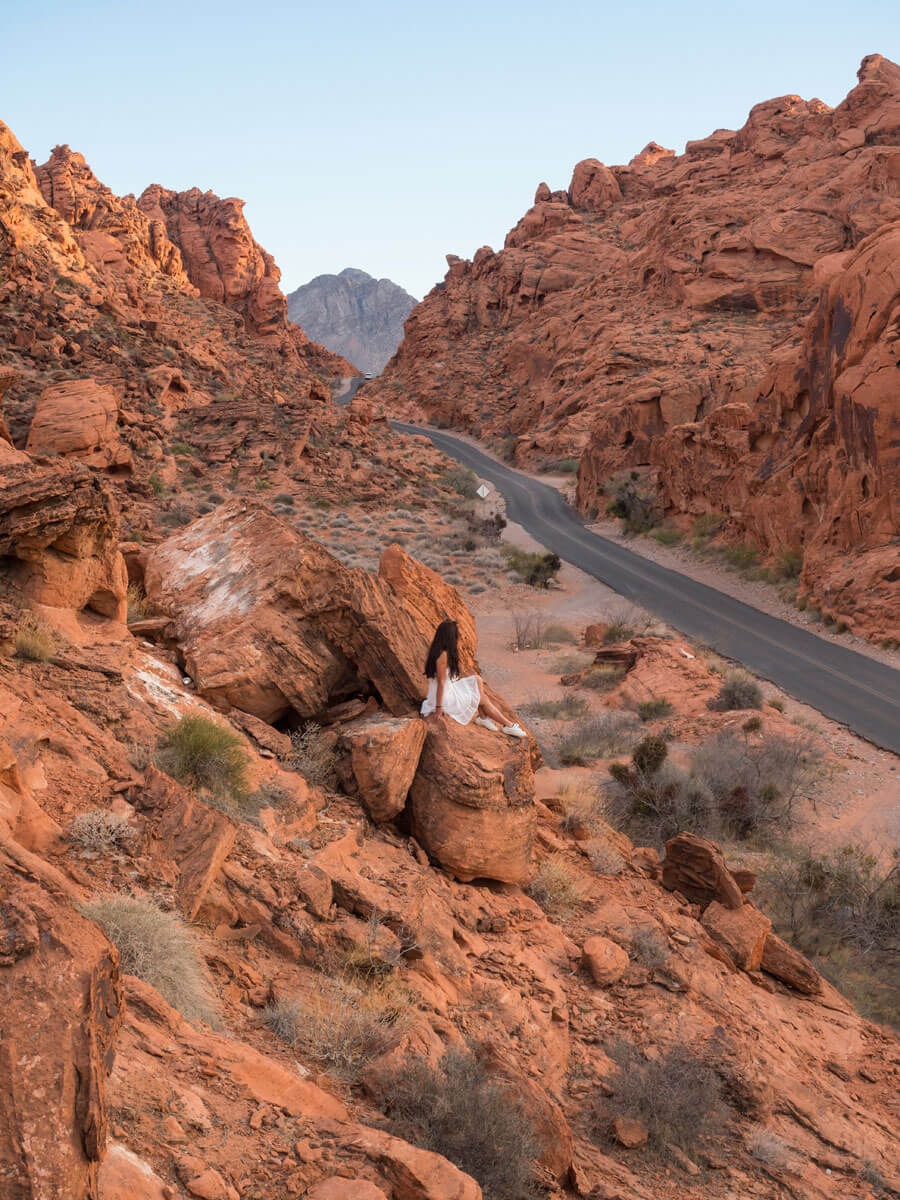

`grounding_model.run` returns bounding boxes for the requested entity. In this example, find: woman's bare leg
[476,676,508,725]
